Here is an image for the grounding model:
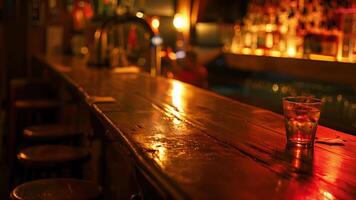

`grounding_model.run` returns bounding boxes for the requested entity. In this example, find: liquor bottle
[286,8,298,57]
[230,24,243,53]
[242,15,253,49]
